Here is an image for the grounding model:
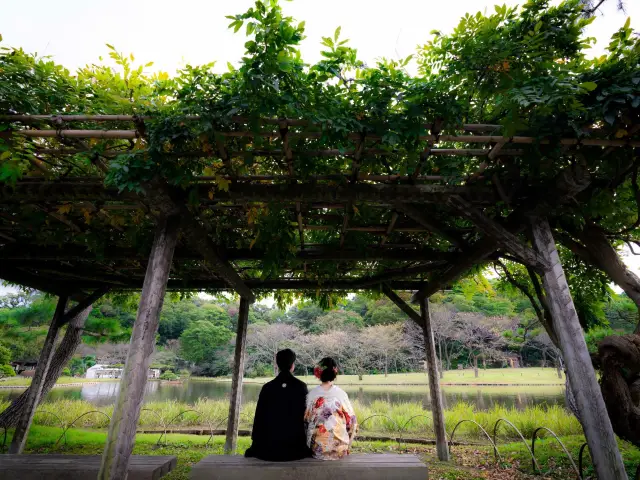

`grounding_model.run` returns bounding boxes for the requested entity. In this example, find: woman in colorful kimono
[305,357,358,460]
